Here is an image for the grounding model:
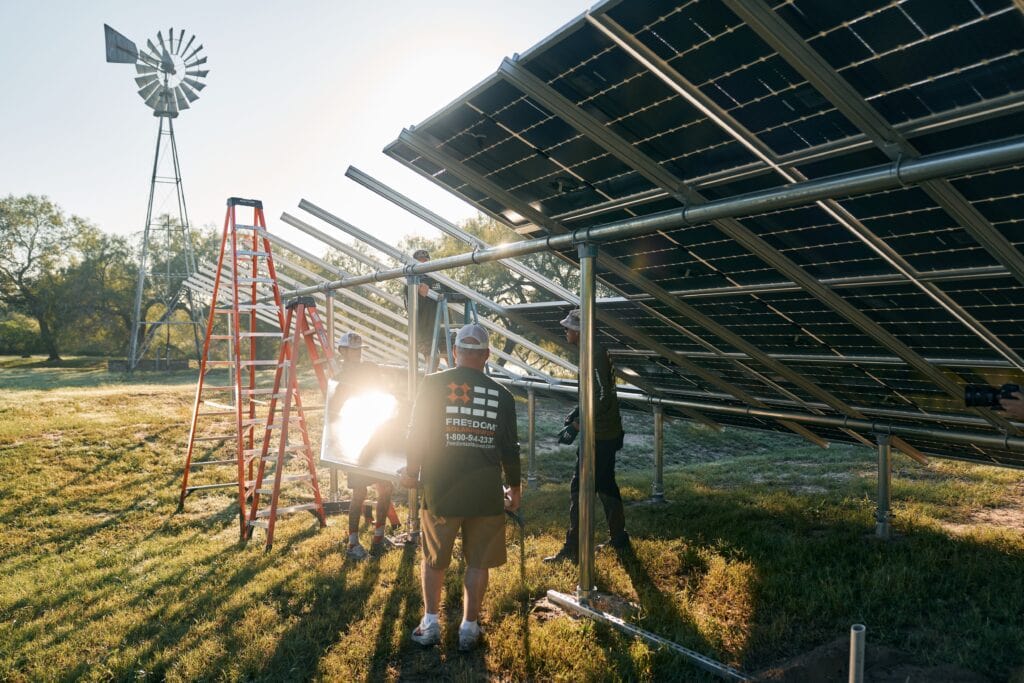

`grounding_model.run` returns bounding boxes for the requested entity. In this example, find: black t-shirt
[406,366,521,516]
[404,279,441,343]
